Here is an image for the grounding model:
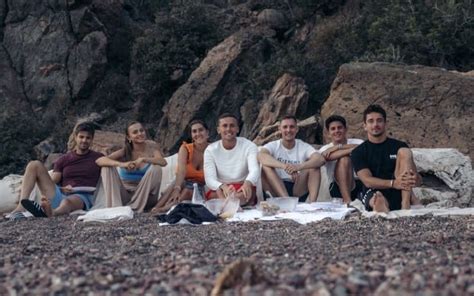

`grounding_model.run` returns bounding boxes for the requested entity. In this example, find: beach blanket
[228,202,354,224]
[159,202,354,226]
[350,199,474,218]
